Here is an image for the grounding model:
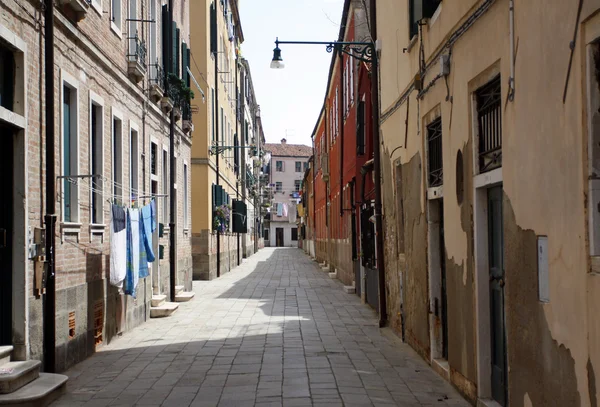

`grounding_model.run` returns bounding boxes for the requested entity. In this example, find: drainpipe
[168,0,177,301]
[235,60,240,266]
[215,37,220,278]
[43,0,57,373]
[339,52,344,218]
[370,0,387,326]
[508,0,515,101]
[240,65,247,259]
